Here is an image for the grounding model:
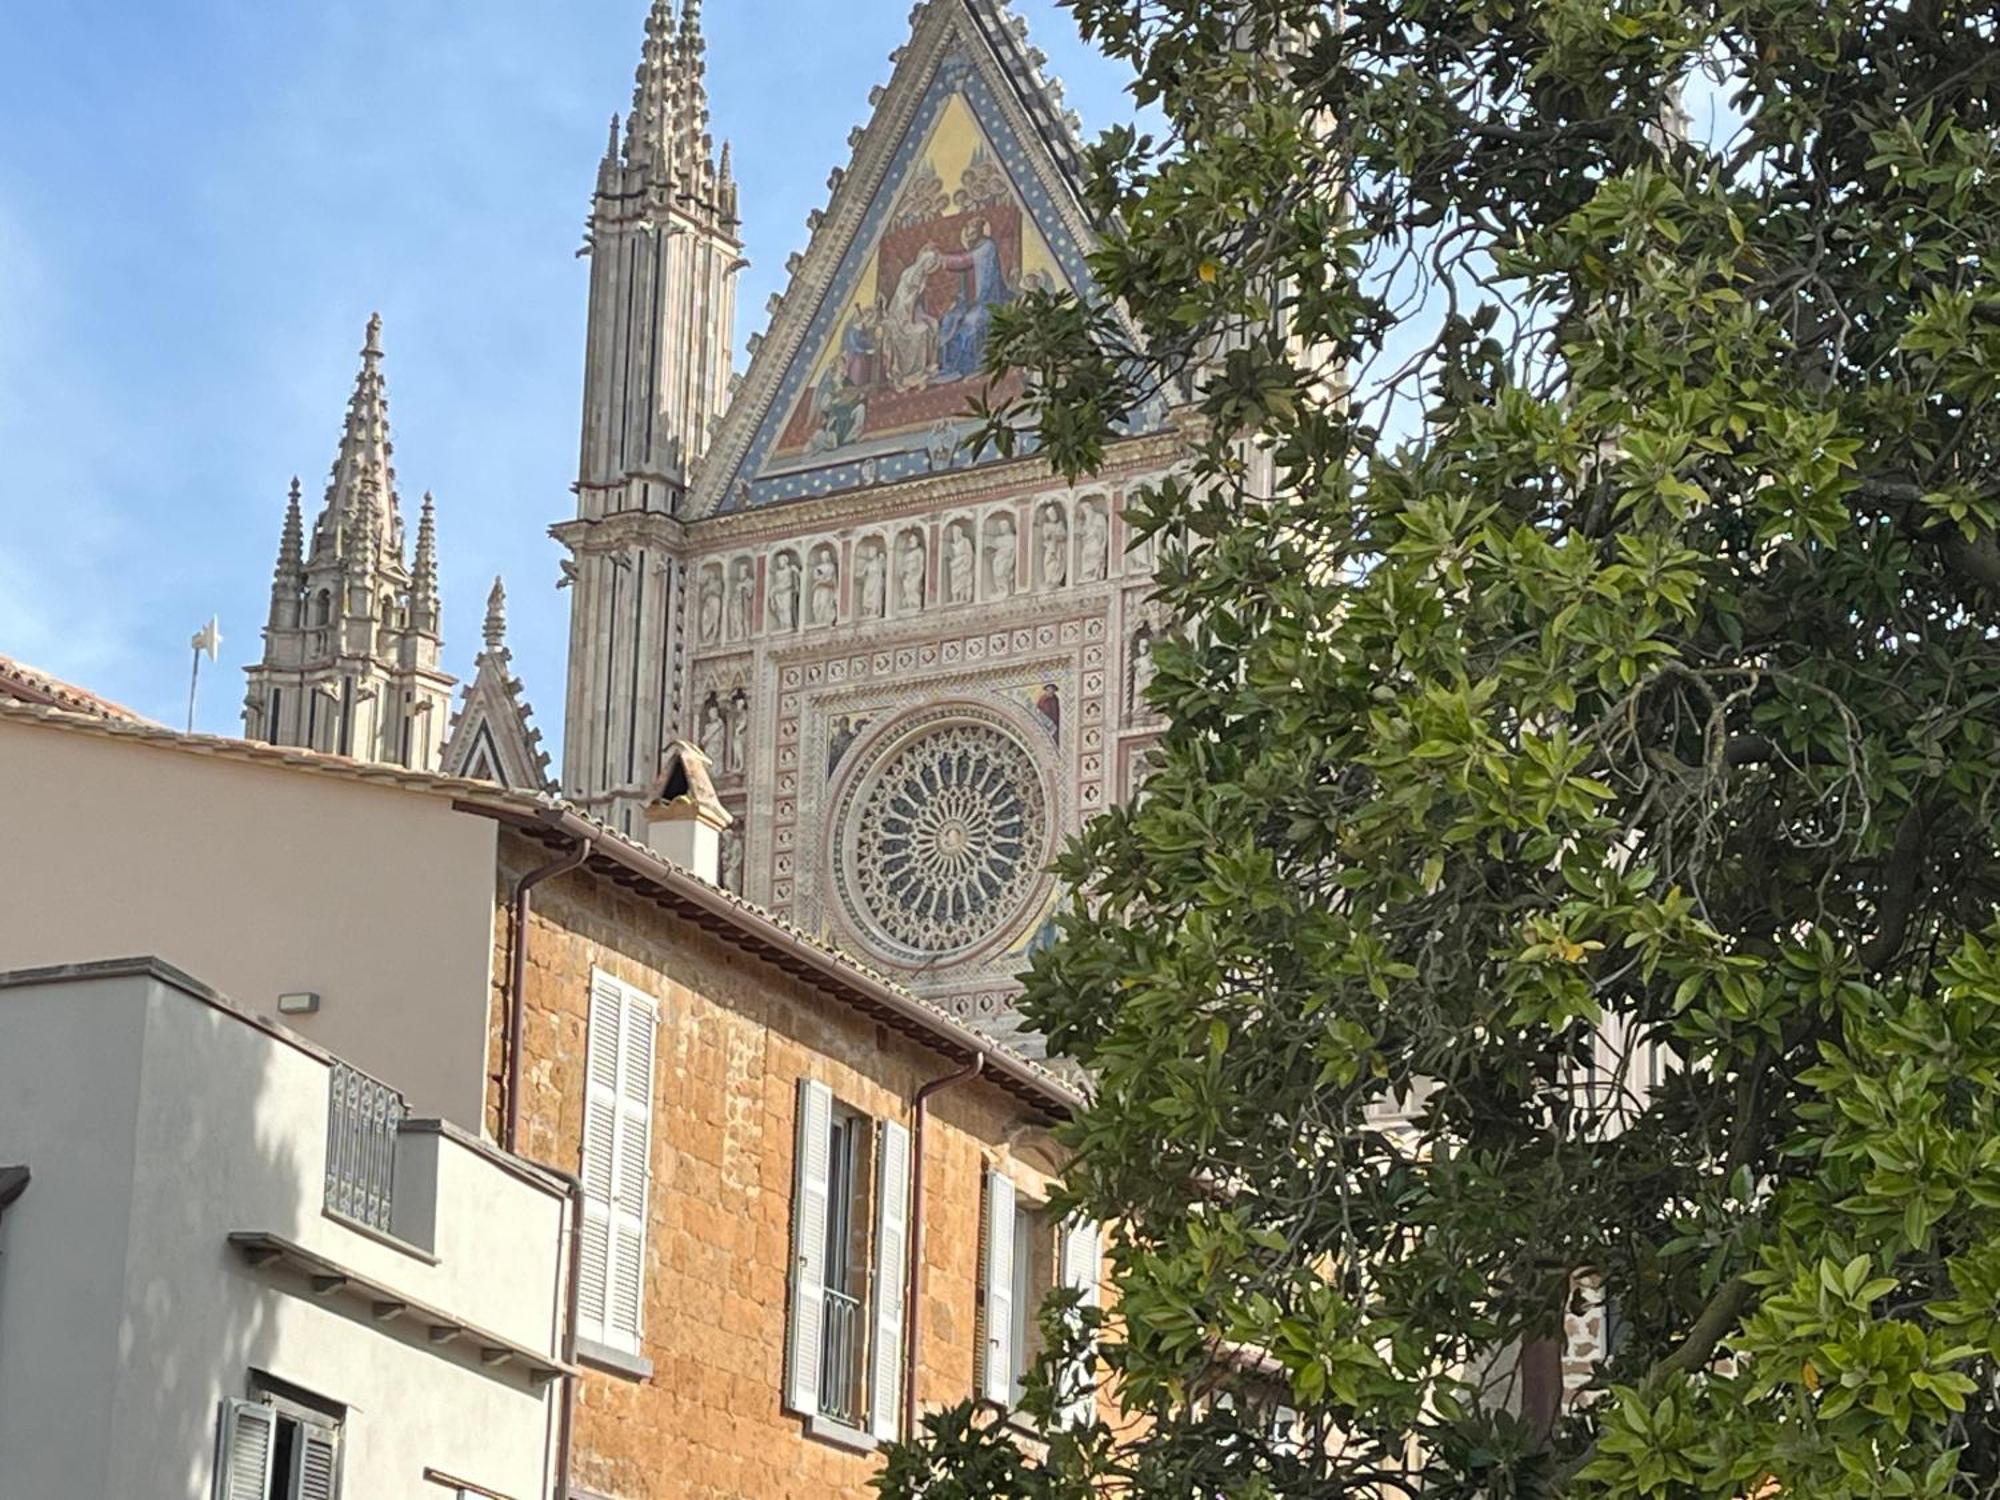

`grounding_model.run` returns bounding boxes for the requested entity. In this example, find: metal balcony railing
[819,1286,865,1427]
[325,1060,405,1234]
